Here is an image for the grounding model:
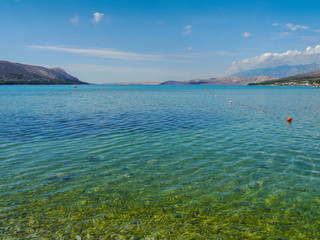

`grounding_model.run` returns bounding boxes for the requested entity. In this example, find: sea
[0,85,319,239]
